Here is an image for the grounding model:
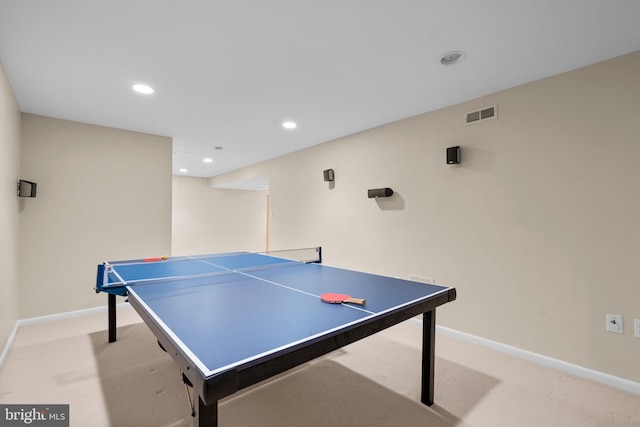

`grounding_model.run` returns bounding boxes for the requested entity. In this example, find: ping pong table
[95,248,456,426]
